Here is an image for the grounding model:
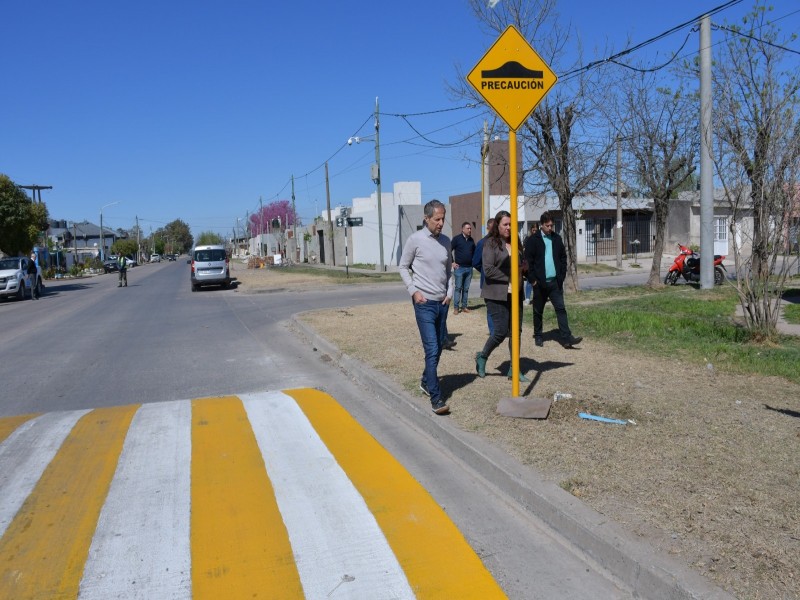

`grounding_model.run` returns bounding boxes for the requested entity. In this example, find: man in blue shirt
[450,222,475,314]
[523,211,582,349]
